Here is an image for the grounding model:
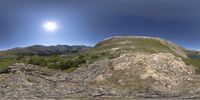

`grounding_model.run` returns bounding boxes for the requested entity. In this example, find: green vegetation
[183,58,200,74]
[26,54,87,70]
[28,56,47,67]
[94,38,176,55]
[0,58,17,68]
[182,52,200,74]
[0,50,118,72]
